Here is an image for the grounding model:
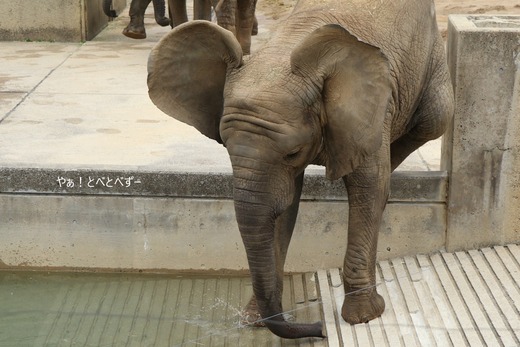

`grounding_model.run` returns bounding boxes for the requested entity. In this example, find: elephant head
[148,21,391,339]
